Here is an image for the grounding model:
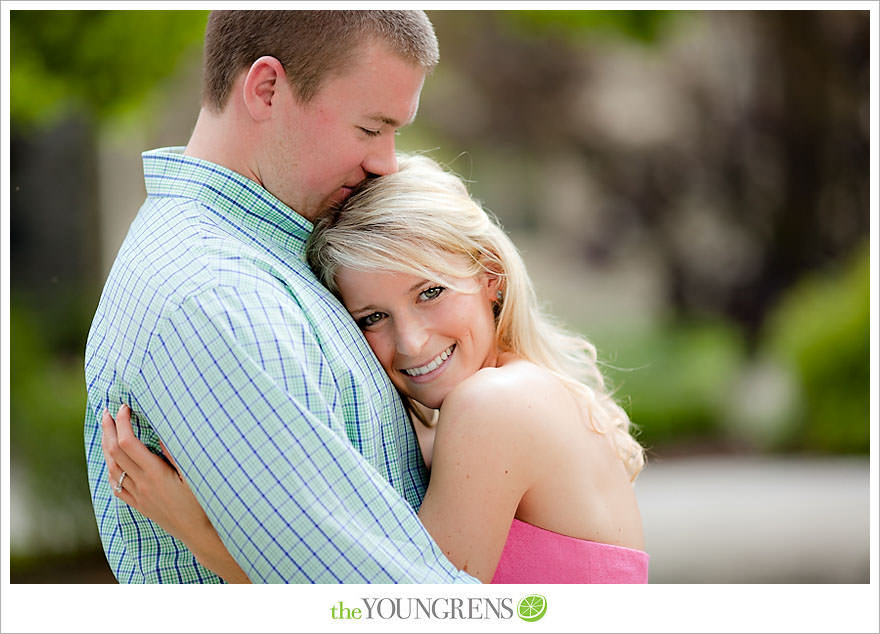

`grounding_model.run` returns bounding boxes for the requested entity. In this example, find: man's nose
[363,135,399,177]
